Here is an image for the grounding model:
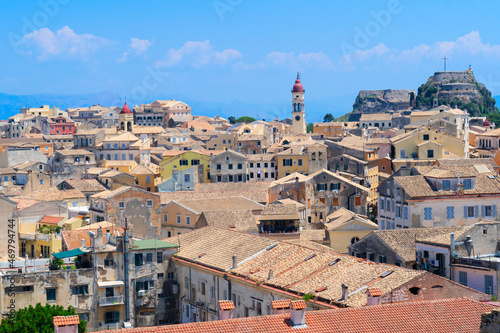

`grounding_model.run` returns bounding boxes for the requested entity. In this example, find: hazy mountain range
[0,91,496,123]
